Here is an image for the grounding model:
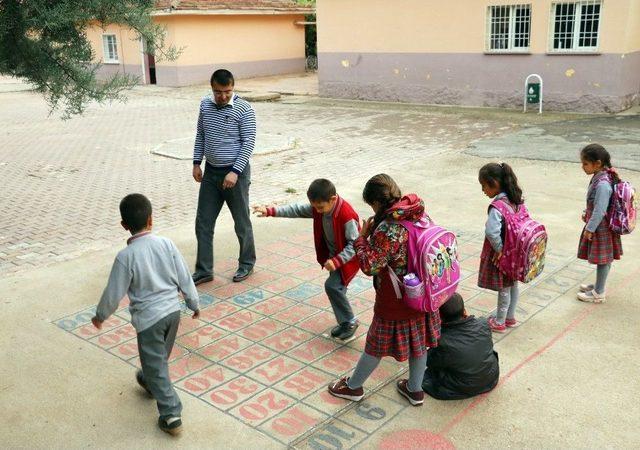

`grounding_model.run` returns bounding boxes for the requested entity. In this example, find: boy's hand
[584,230,594,241]
[192,310,200,320]
[360,217,374,238]
[252,205,269,217]
[91,316,104,329]
[193,165,203,183]
[324,260,336,272]
[222,172,238,189]
[491,251,503,266]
